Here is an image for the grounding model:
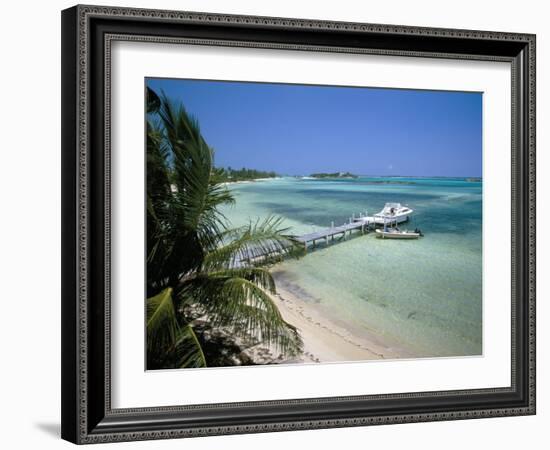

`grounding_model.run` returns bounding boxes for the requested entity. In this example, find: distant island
[309,172,358,179]
[215,167,279,183]
[465,177,482,182]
